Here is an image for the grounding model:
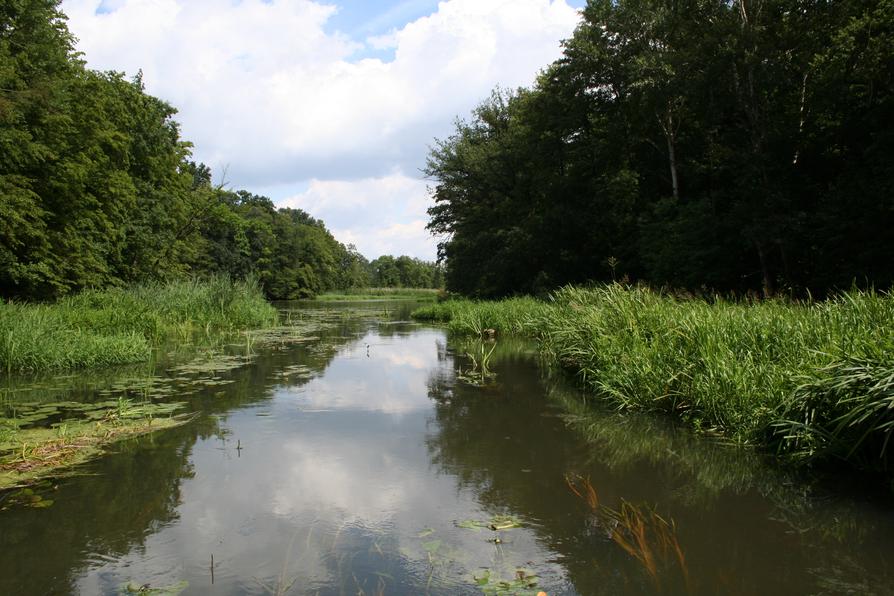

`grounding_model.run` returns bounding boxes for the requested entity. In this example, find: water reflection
[427,339,894,595]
